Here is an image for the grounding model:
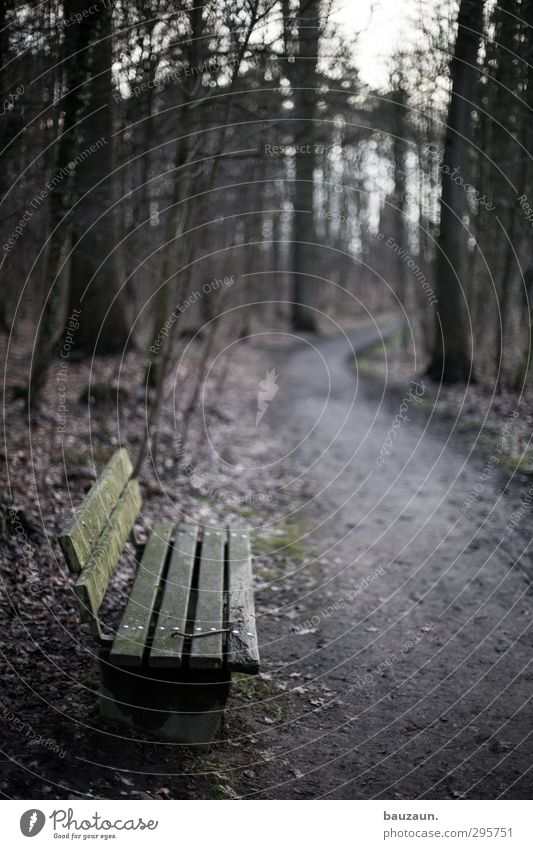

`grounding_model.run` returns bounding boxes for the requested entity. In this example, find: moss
[208,781,238,800]
[352,333,403,379]
[231,505,260,519]
[81,678,100,691]
[256,566,277,582]
[232,673,284,718]
[253,522,310,563]
[264,701,283,719]
[204,758,239,800]
[353,357,382,378]
[499,451,533,475]
[64,444,110,466]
